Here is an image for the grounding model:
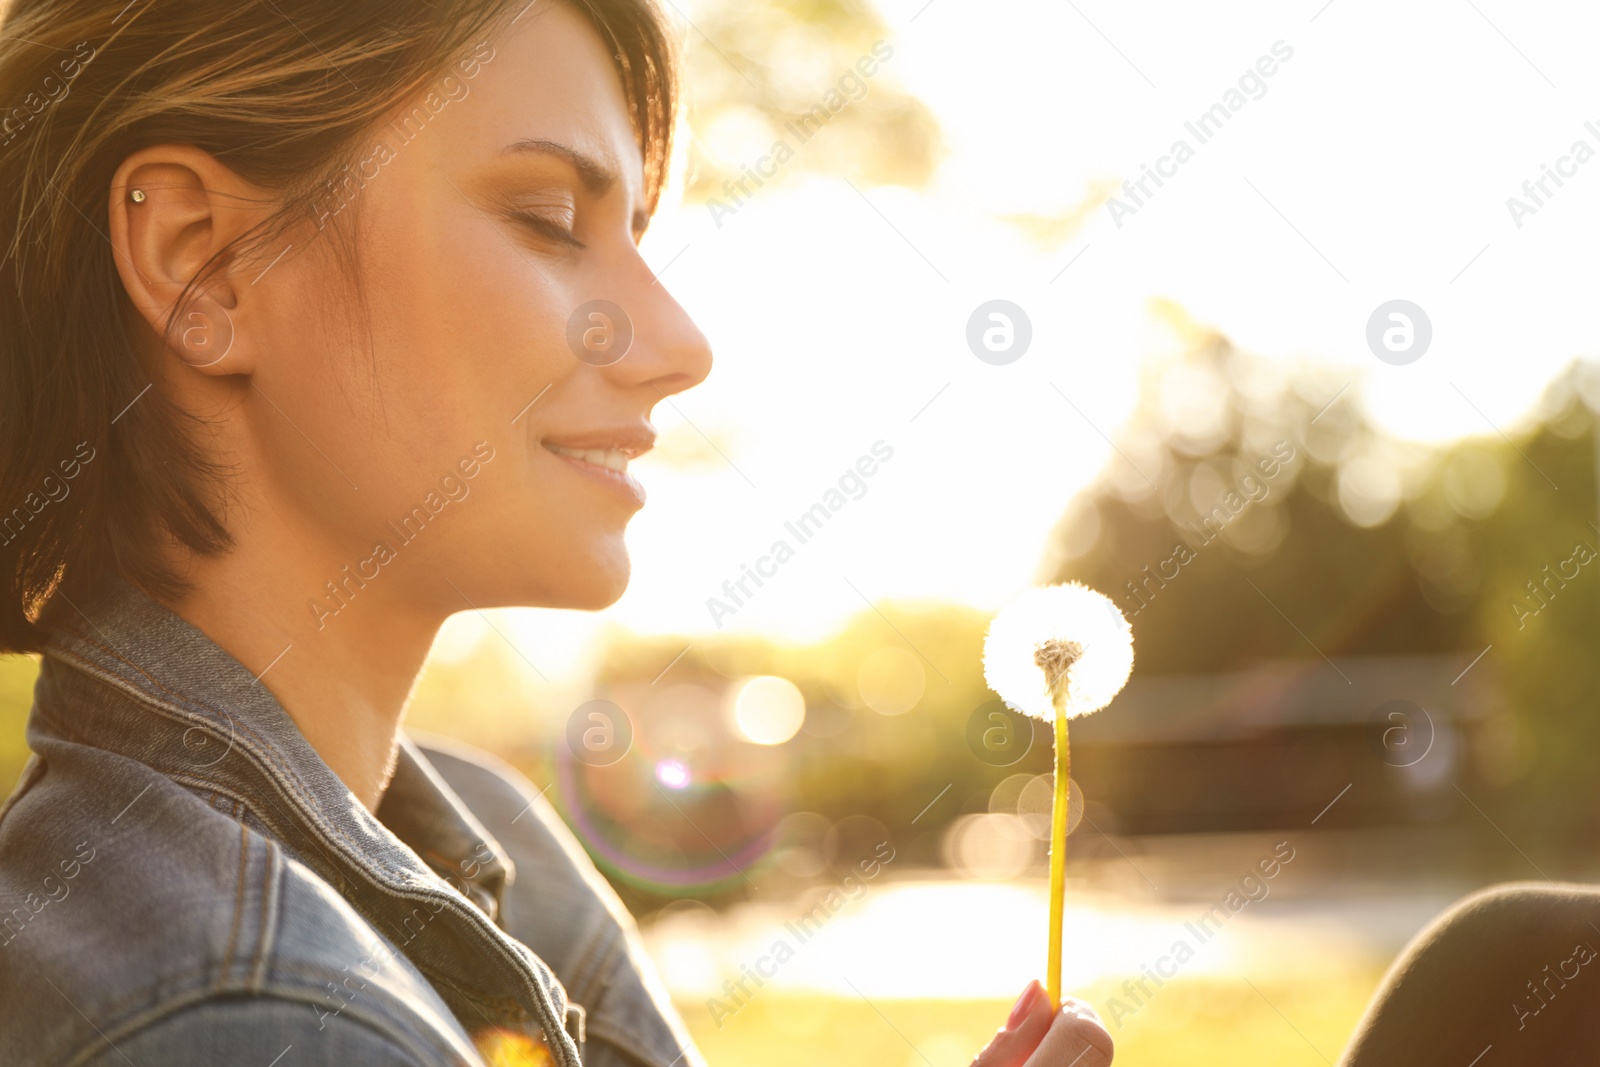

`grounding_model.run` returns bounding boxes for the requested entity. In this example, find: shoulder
[76,995,435,1067]
[0,747,480,1067]
[410,732,704,1067]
